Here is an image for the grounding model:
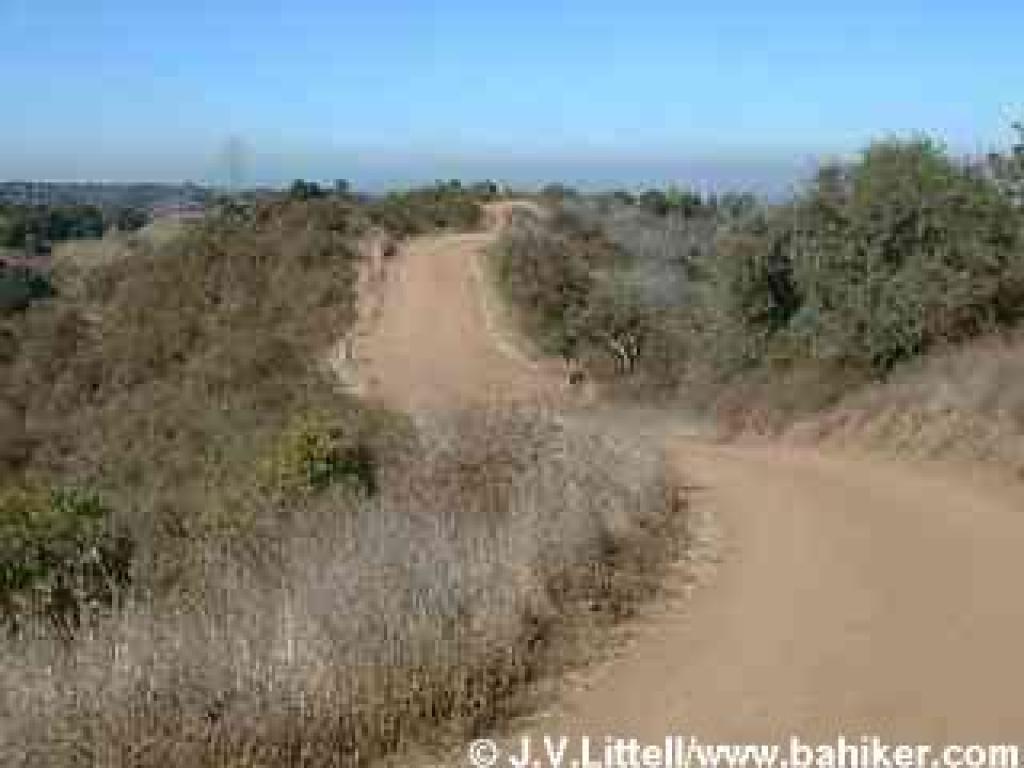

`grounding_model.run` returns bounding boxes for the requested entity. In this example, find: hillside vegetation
[494,127,1024,421]
[0,184,680,767]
